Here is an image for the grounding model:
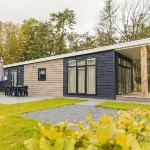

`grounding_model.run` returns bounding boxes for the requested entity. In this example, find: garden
[0,98,150,150]
[0,98,84,150]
